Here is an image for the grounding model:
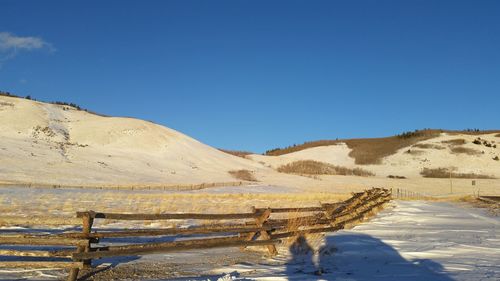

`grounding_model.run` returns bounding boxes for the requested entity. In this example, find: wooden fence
[392,188,428,200]
[477,195,500,205]
[0,187,391,281]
